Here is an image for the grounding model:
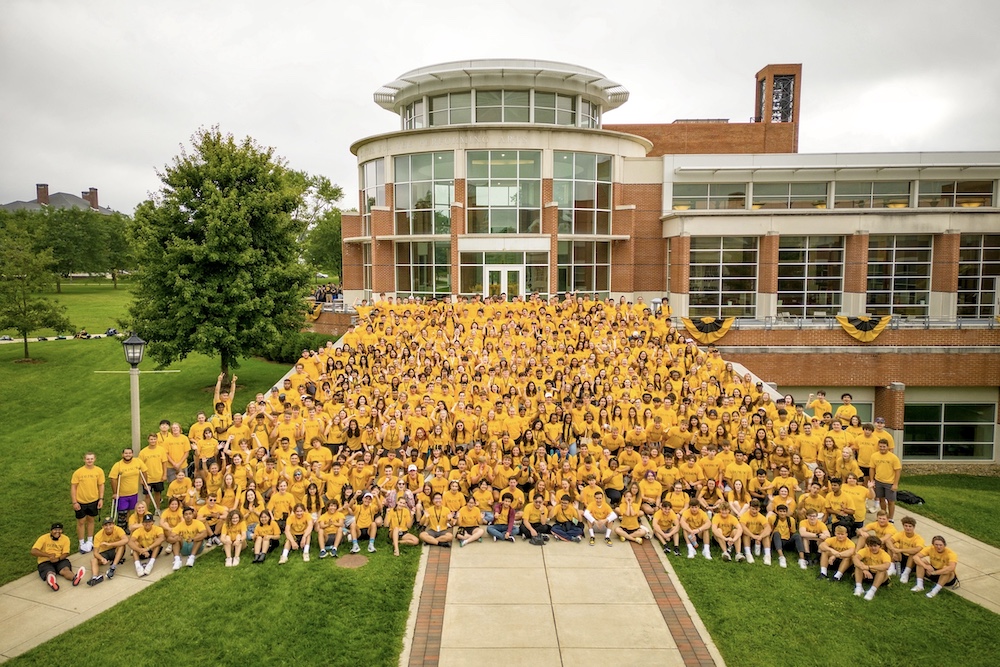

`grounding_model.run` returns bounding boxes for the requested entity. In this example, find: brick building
[339,59,999,467]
